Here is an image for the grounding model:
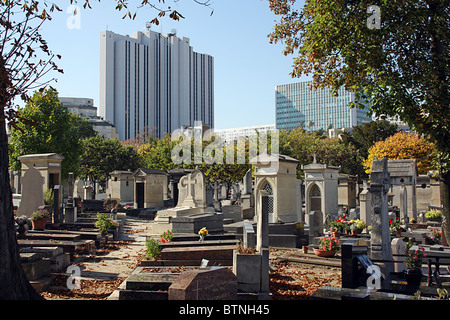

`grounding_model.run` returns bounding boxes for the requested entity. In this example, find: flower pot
[32,218,47,230]
[332,231,340,238]
[313,248,336,257]
[404,269,423,286]
[303,246,308,253]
